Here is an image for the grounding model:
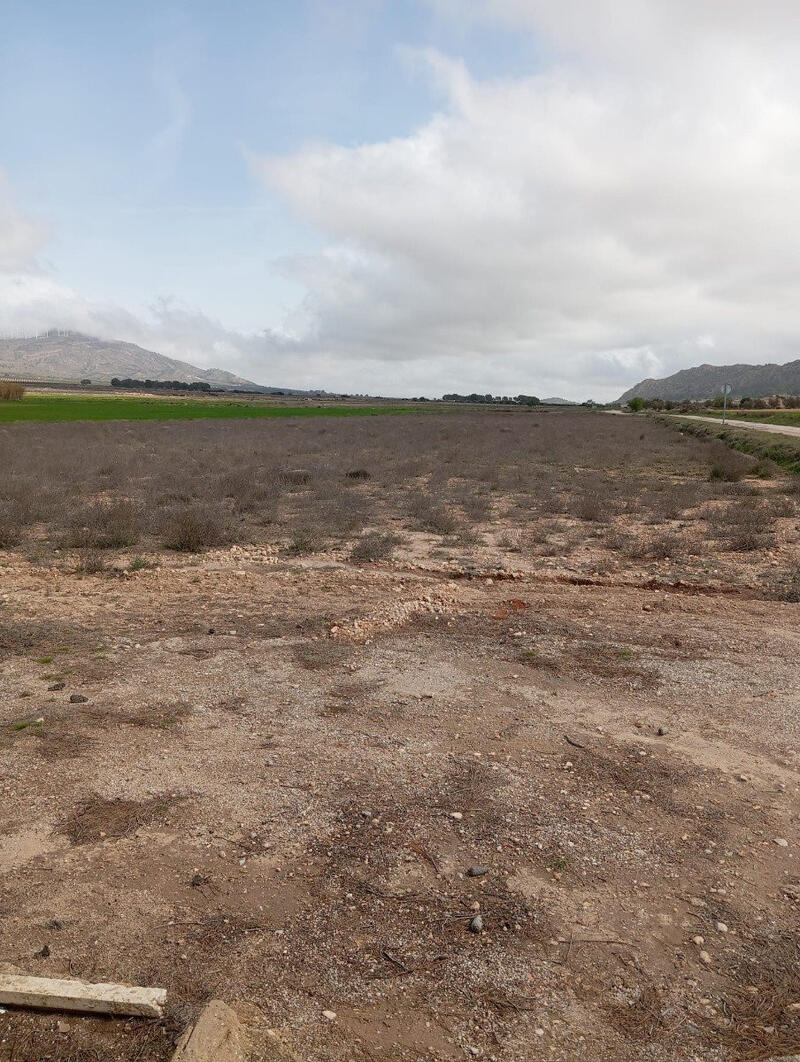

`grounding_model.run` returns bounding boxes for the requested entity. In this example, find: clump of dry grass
[59,793,177,845]
[0,381,25,400]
